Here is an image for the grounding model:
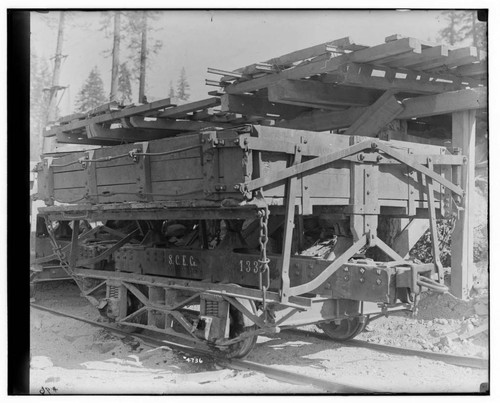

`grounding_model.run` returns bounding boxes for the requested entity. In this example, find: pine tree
[74,66,107,112]
[459,11,487,51]
[117,62,132,104]
[168,80,175,99]
[438,11,466,46]
[176,67,190,101]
